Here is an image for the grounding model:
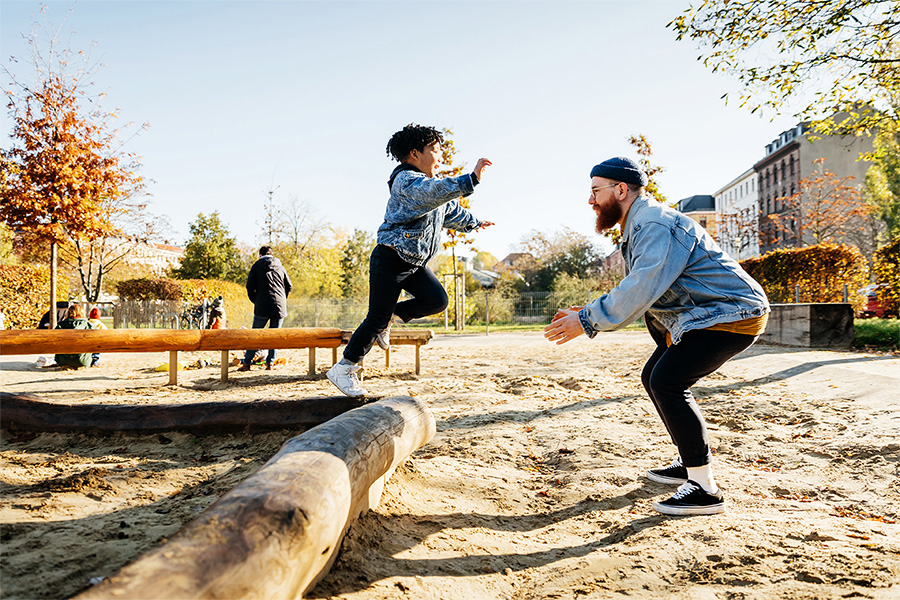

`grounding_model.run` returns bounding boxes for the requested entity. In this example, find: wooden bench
[0,327,436,385]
